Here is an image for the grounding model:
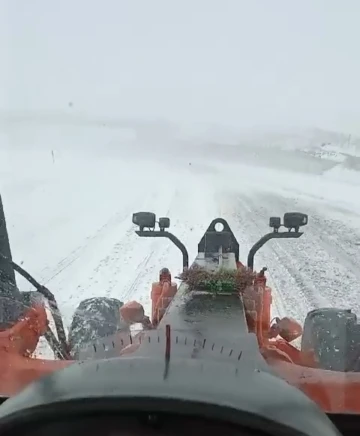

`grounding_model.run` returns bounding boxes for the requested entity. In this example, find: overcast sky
[1,0,360,134]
